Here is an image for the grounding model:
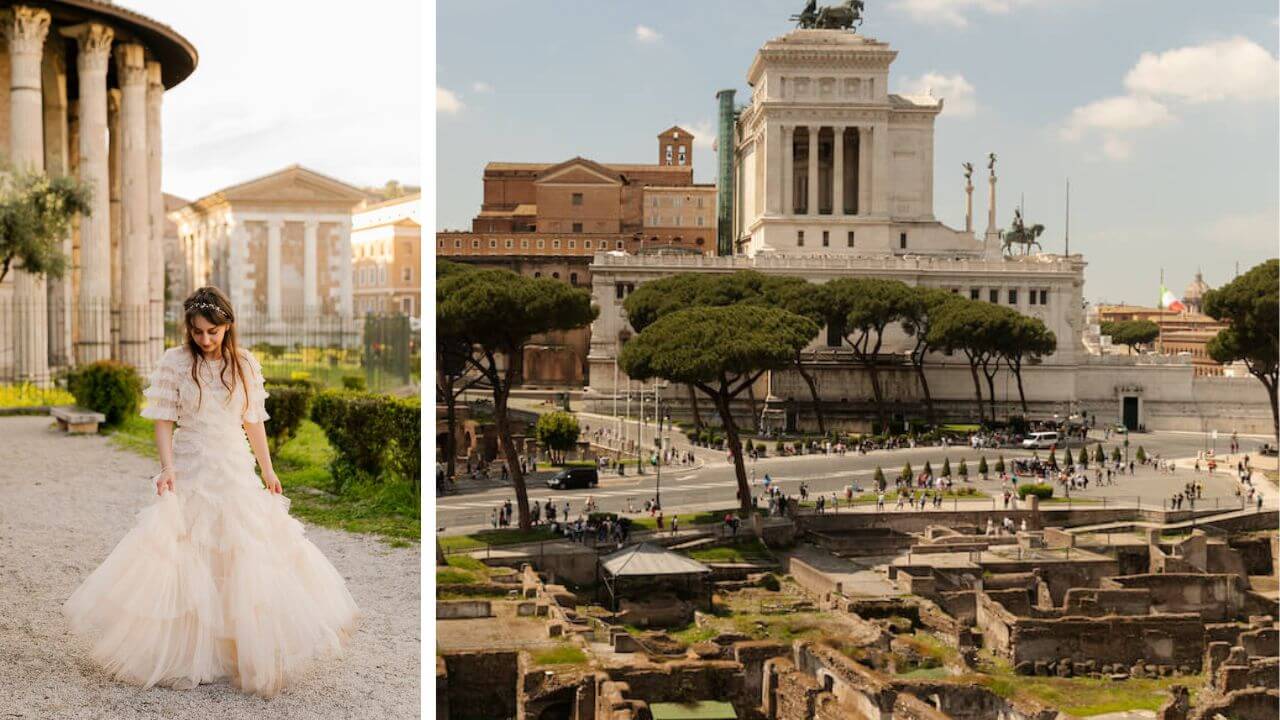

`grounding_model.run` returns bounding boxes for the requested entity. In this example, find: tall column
[115,43,151,372]
[806,125,819,216]
[266,219,283,320]
[303,219,319,312]
[832,125,845,217]
[986,165,999,239]
[66,23,113,364]
[871,122,890,216]
[42,38,71,369]
[781,125,793,216]
[764,122,782,216]
[146,61,164,360]
[339,219,353,317]
[5,6,51,386]
[857,126,871,217]
[964,174,974,234]
[108,88,122,357]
